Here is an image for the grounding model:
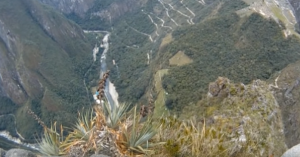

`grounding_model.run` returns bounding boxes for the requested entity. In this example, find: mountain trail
[142,10,160,37]
[150,12,173,30]
[126,23,154,42]
[198,0,206,5]
[158,0,179,26]
[168,3,194,24]
[180,0,196,24]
